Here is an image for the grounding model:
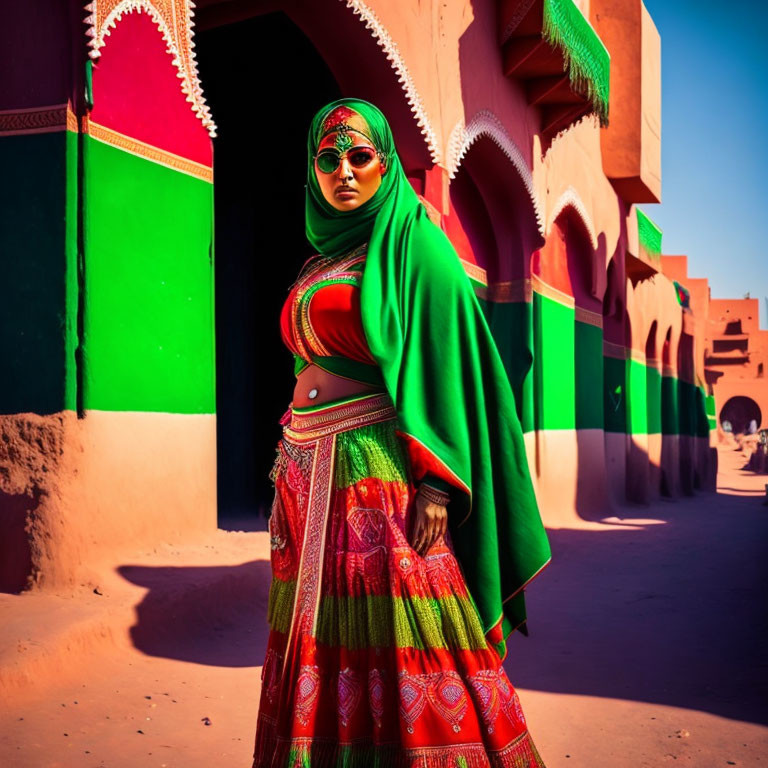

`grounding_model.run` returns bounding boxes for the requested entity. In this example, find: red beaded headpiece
[317,105,387,166]
[322,106,357,134]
